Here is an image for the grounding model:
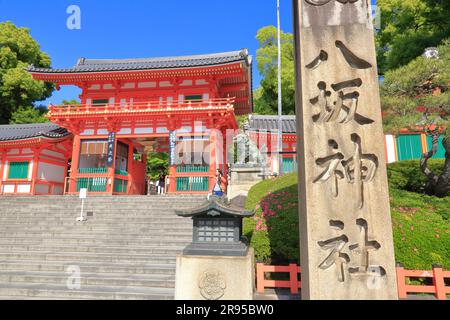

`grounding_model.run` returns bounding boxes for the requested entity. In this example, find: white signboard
[79,188,87,199]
